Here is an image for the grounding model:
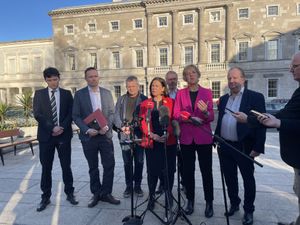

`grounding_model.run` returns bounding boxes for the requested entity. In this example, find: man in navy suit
[33,67,78,212]
[73,67,120,207]
[215,67,266,225]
